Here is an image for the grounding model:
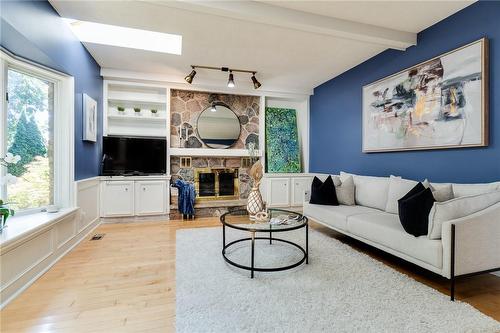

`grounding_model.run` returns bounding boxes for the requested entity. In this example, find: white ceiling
[49,1,473,95]
[259,1,474,33]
